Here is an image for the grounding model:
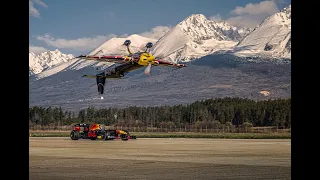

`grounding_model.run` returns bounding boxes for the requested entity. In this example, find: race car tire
[103,131,108,140]
[120,134,128,141]
[70,130,79,140]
